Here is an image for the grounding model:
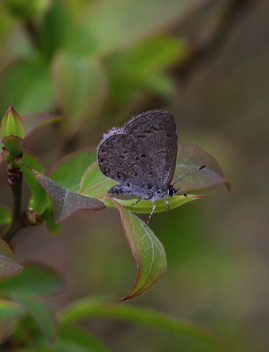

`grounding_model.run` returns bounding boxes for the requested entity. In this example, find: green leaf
[0,263,63,297]
[50,148,97,191]
[40,209,61,235]
[80,161,116,199]
[0,239,23,279]
[0,299,24,321]
[40,0,72,62]
[56,324,113,352]
[9,293,58,344]
[174,143,231,193]
[52,51,108,133]
[79,0,199,56]
[110,199,167,300]
[5,0,50,20]
[127,35,185,74]
[21,150,50,215]
[0,205,11,225]
[108,35,185,103]
[60,297,229,349]
[0,60,54,118]
[105,194,204,214]
[34,171,105,222]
